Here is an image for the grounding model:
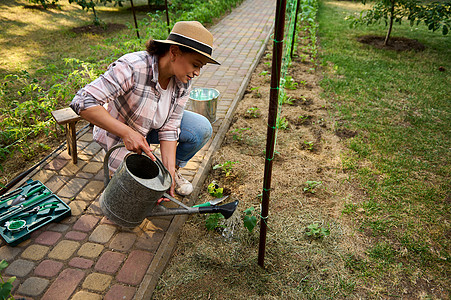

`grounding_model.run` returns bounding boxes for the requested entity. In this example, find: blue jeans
[146,110,212,168]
